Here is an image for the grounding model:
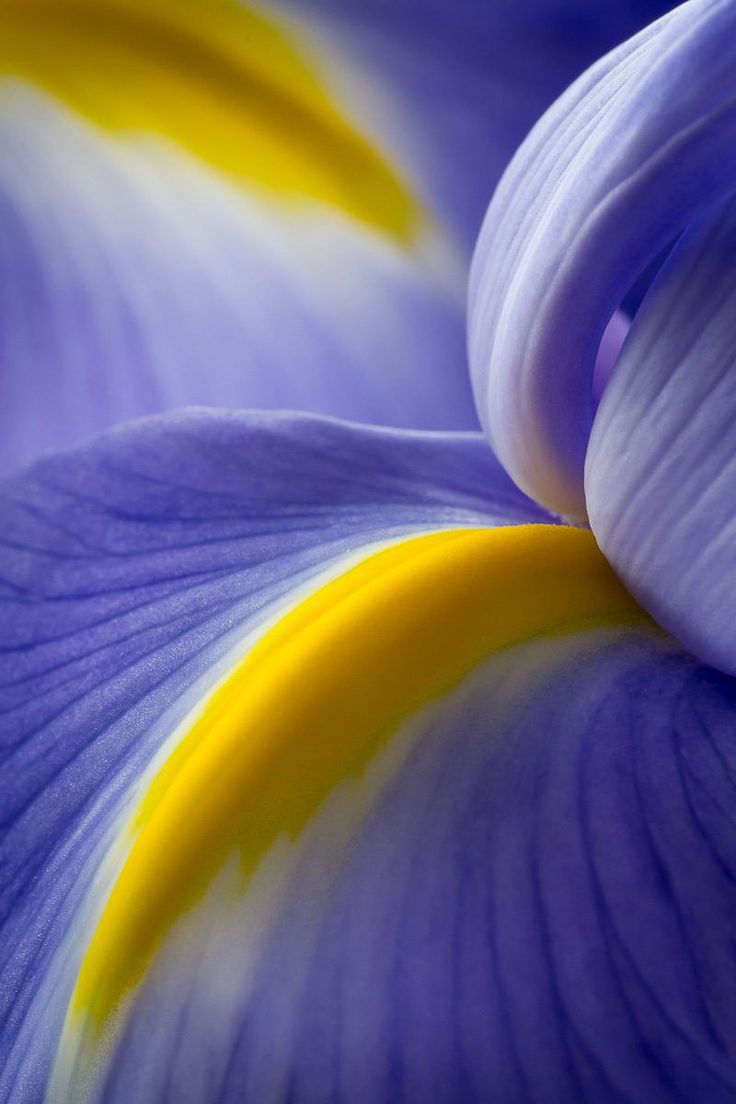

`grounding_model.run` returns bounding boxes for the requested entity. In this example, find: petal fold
[587,194,736,674]
[468,0,736,517]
